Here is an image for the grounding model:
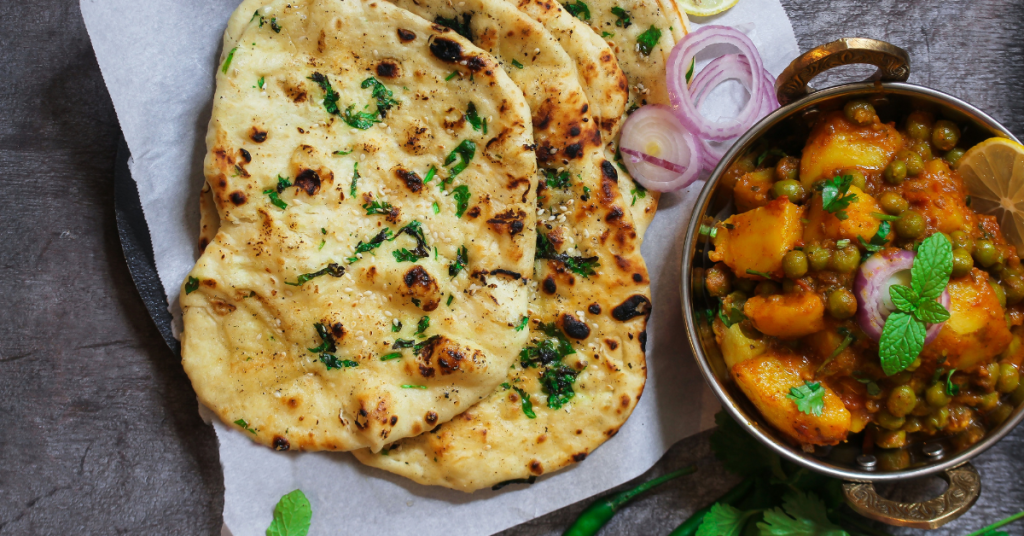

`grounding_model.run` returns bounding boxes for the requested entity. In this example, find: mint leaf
[889,285,919,313]
[697,503,753,536]
[912,233,953,301]
[878,311,926,376]
[786,381,826,417]
[266,489,312,536]
[758,492,849,536]
[915,299,951,324]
